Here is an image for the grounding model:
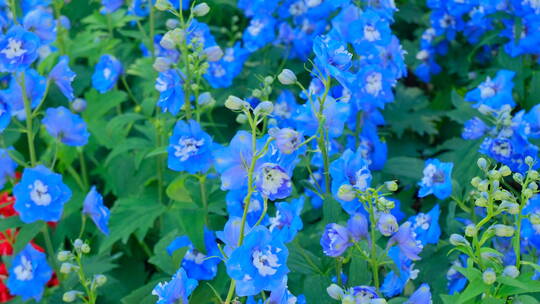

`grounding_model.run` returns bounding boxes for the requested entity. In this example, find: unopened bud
[81,243,91,254]
[155,0,172,11]
[464,224,476,237]
[525,156,535,166]
[278,69,297,85]
[63,291,81,302]
[503,265,519,278]
[529,170,539,180]
[482,268,496,285]
[499,165,511,177]
[236,114,247,124]
[513,173,523,183]
[327,284,344,300]
[254,101,273,116]
[60,263,75,274]
[57,251,71,262]
[94,274,107,287]
[204,46,223,62]
[385,181,398,192]
[193,3,210,16]
[153,57,172,72]
[337,184,356,202]
[494,224,514,237]
[449,234,469,246]
[225,95,246,111]
[477,158,487,170]
[73,239,83,250]
[72,98,86,113]
[264,76,274,85]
